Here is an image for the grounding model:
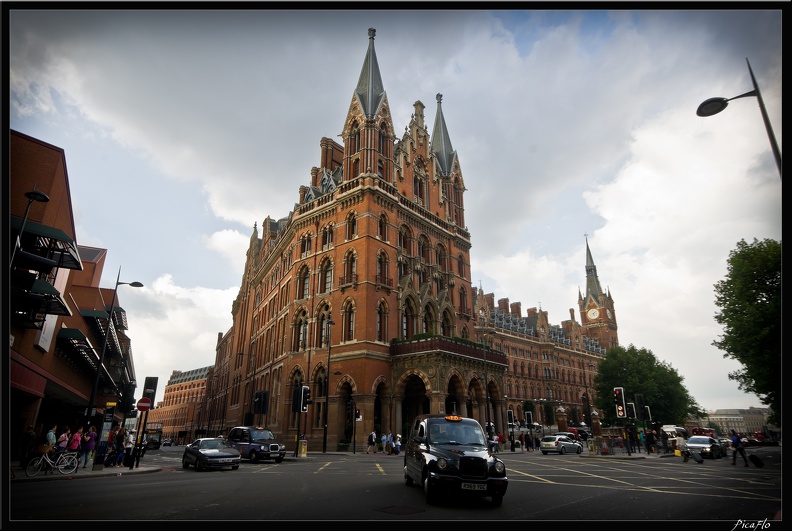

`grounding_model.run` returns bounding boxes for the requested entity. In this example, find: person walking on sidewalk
[367,431,377,454]
[80,426,97,468]
[730,429,750,467]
